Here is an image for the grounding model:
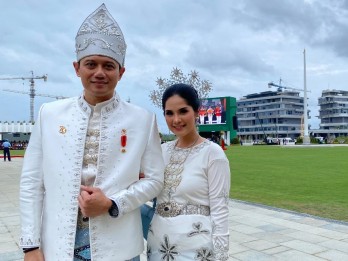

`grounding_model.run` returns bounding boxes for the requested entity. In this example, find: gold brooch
[59,126,67,134]
[120,129,127,153]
